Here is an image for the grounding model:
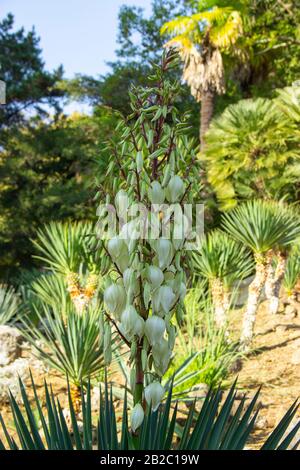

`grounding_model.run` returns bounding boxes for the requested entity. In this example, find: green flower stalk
[95,51,201,430]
